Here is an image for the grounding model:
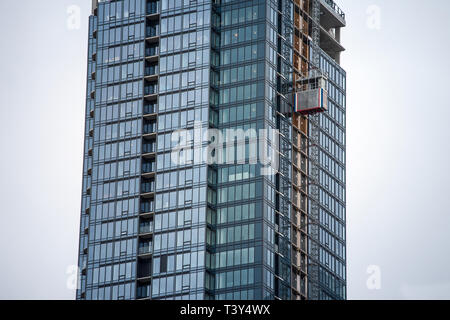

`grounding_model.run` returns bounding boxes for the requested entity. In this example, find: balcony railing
[140,201,155,213]
[144,104,156,115]
[144,85,158,96]
[142,161,156,173]
[137,284,151,299]
[138,244,153,255]
[322,0,345,20]
[146,1,159,15]
[141,181,155,194]
[143,143,156,154]
[146,26,159,38]
[145,65,159,76]
[146,46,159,57]
[143,122,157,135]
[139,223,154,234]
